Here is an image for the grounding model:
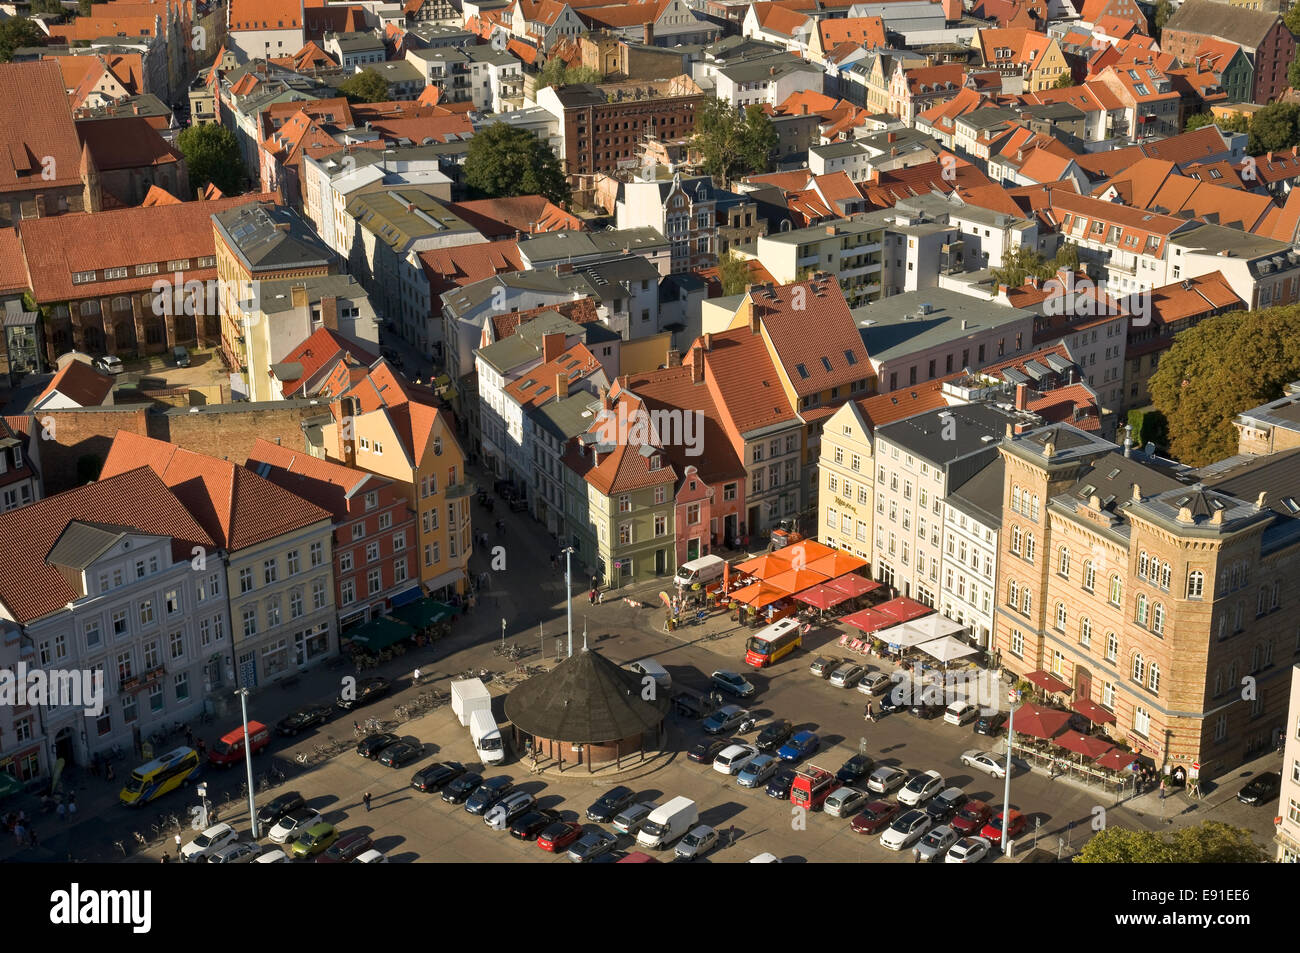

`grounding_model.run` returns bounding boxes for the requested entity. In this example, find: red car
[849,800,900,835]
[980,809,1026,846]
[951,799,991,836]
[537,820,583,853]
